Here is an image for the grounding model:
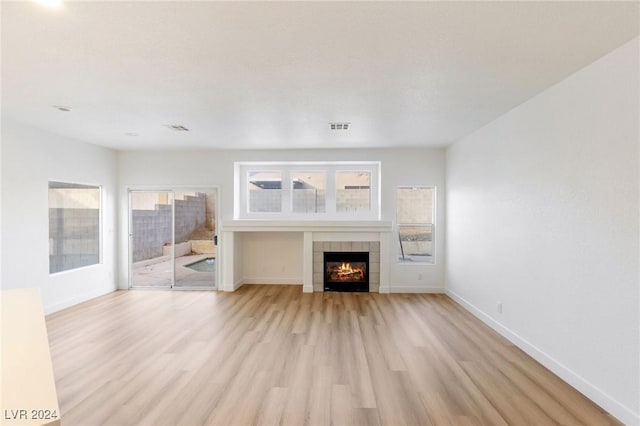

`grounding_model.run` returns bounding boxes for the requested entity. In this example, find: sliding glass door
[130,191,173,288]
[129,189,217,289]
